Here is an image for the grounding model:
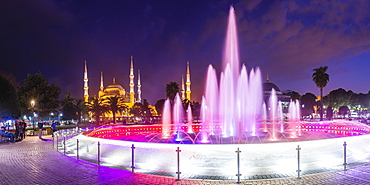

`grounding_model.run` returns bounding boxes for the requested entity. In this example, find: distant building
[84,56,139,122]
[263,75,291,110]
